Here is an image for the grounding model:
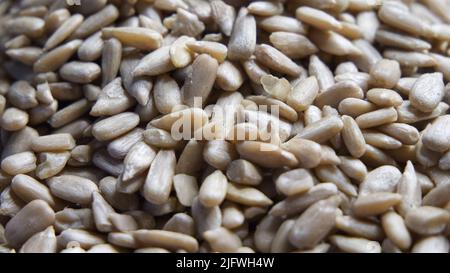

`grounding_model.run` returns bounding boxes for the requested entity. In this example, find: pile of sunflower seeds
[0,0,450,253]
